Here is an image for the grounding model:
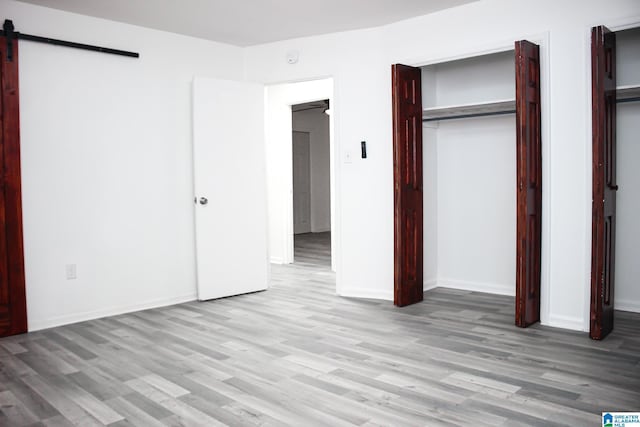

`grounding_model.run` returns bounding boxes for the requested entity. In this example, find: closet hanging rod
[423,109,516,122]
[616,85,640,103]
[617,97,640,104]
[1,19,139,61]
